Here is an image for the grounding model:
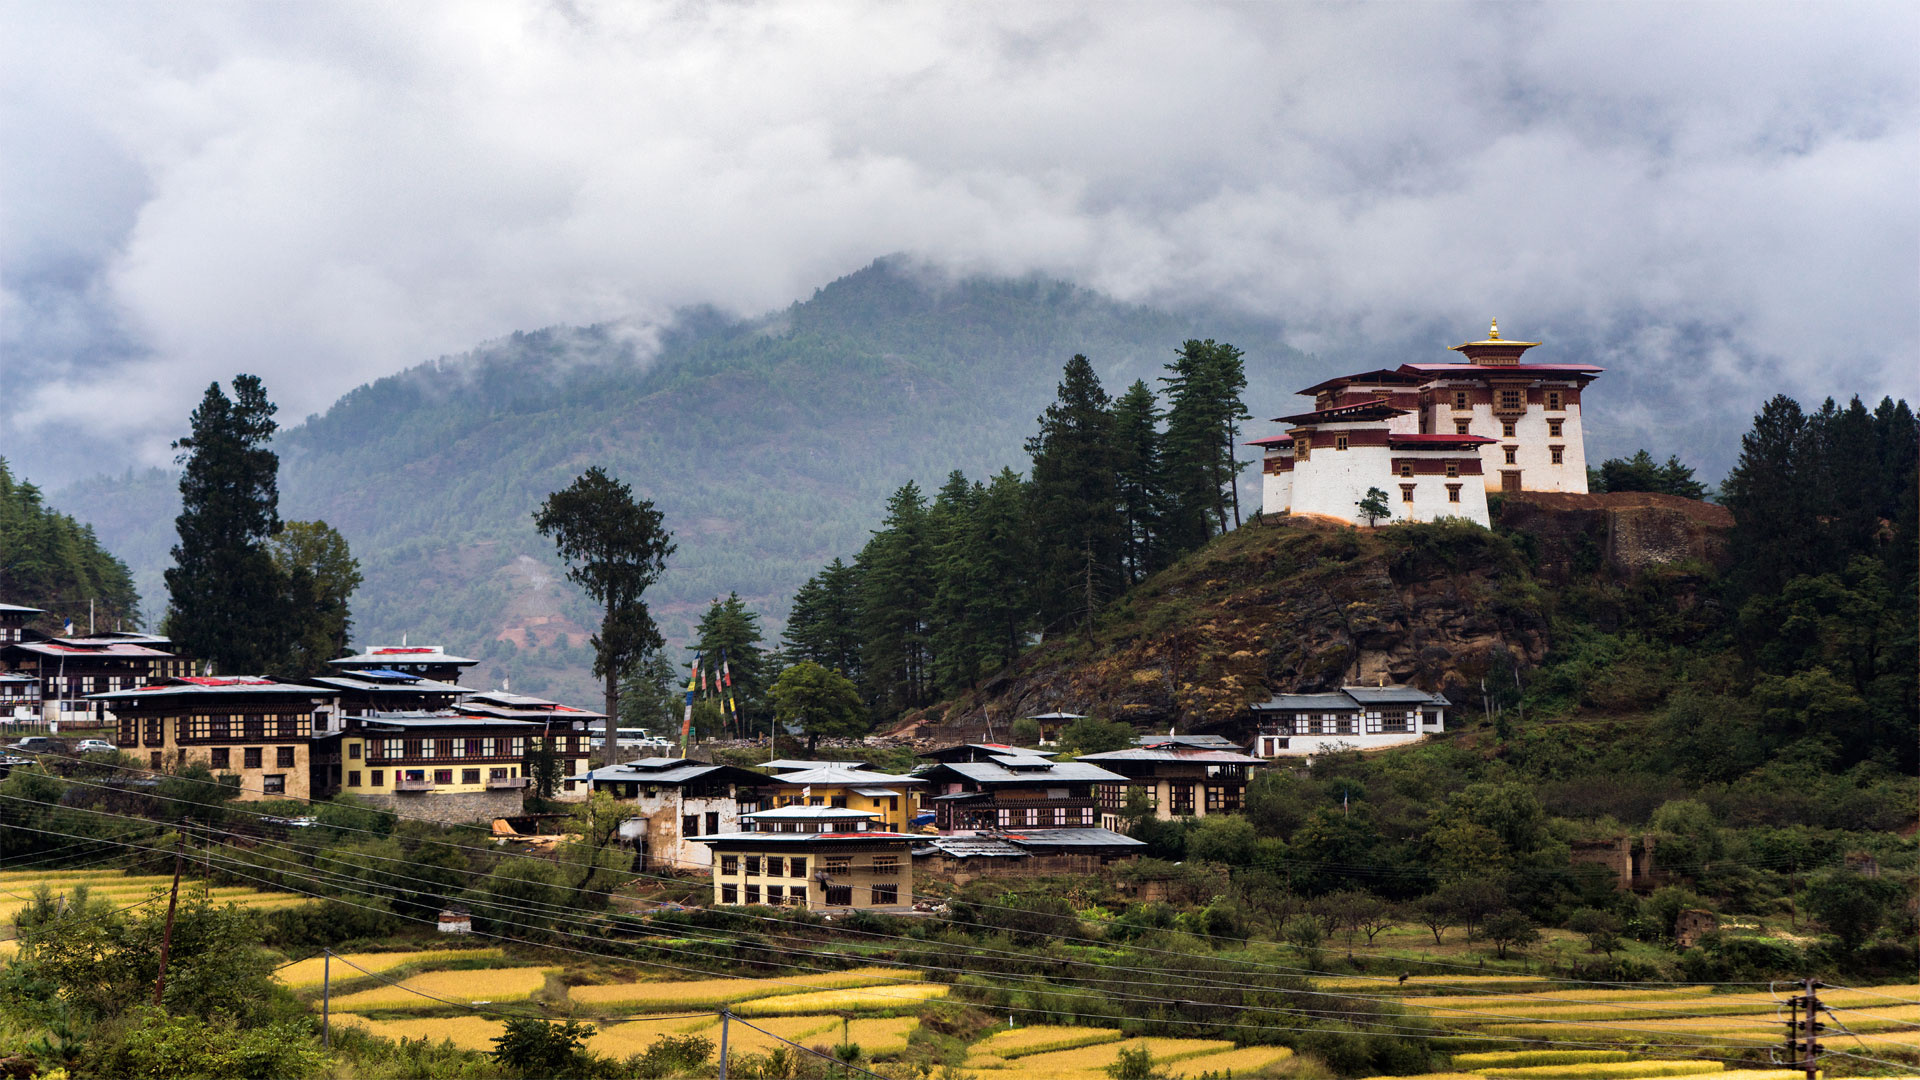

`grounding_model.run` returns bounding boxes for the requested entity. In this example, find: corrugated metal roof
[996,828,1145,849]
[361,715,544,731]
[1250,693,1359,712]
[743,805,879,821]
[925,760,1127,784]
[767,765,925,787]
[587,759,768,786]
[0,604,44,614]
[1080,747,1264,764]
[760,759,864,772]
[1342,686,1450,706]
[1135,734,1241,749]
[91,677,326,700]
[916,838,1026,858]
[332,646,479,665]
